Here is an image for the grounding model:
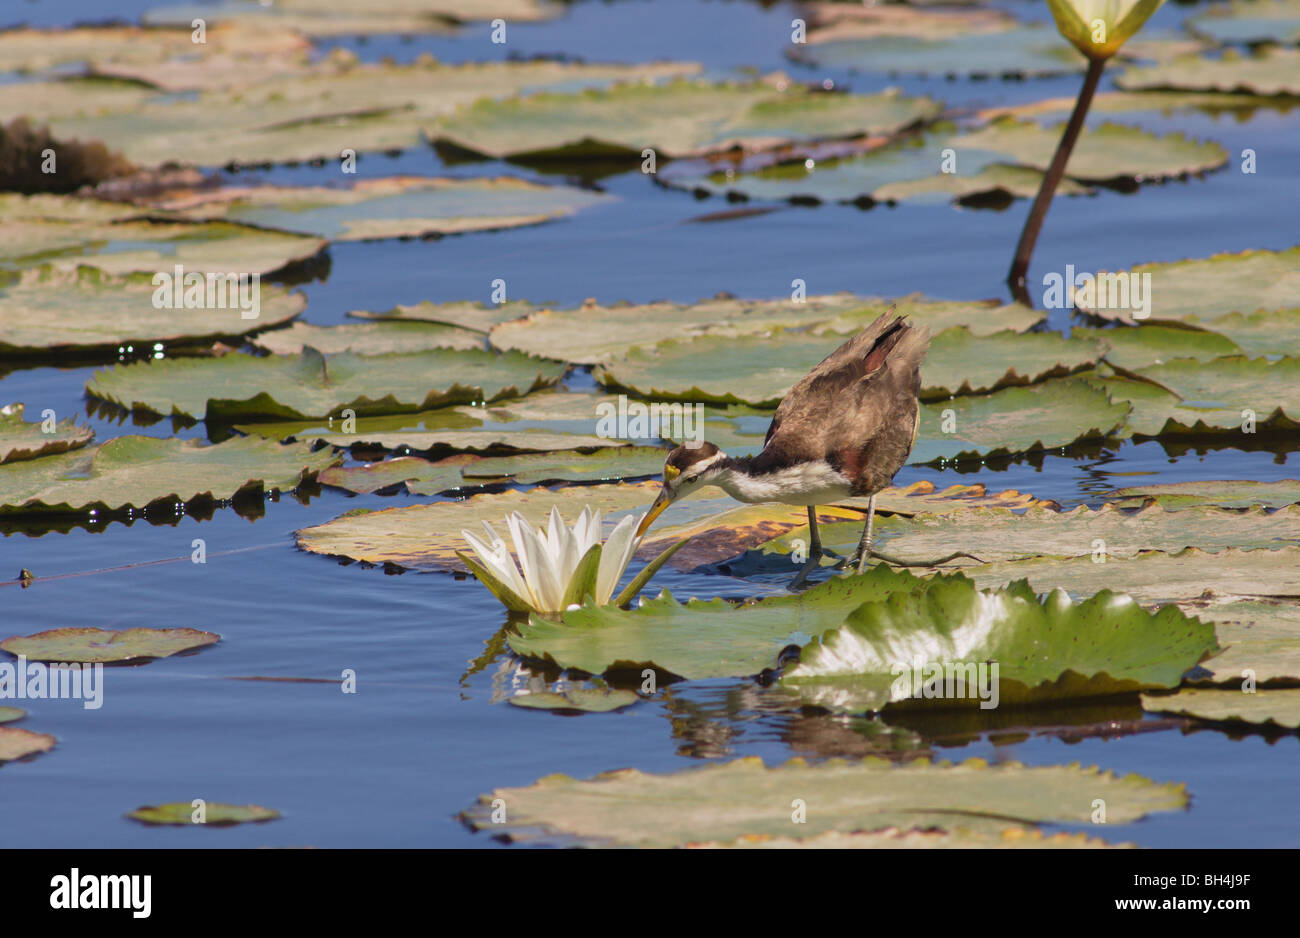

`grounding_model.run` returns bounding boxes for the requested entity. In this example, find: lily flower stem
[1006,56,1108,303]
